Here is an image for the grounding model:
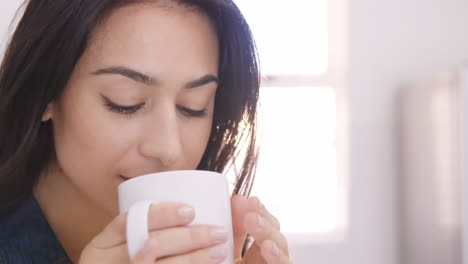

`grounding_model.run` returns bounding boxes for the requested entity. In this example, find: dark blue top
[0,195,72,264]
